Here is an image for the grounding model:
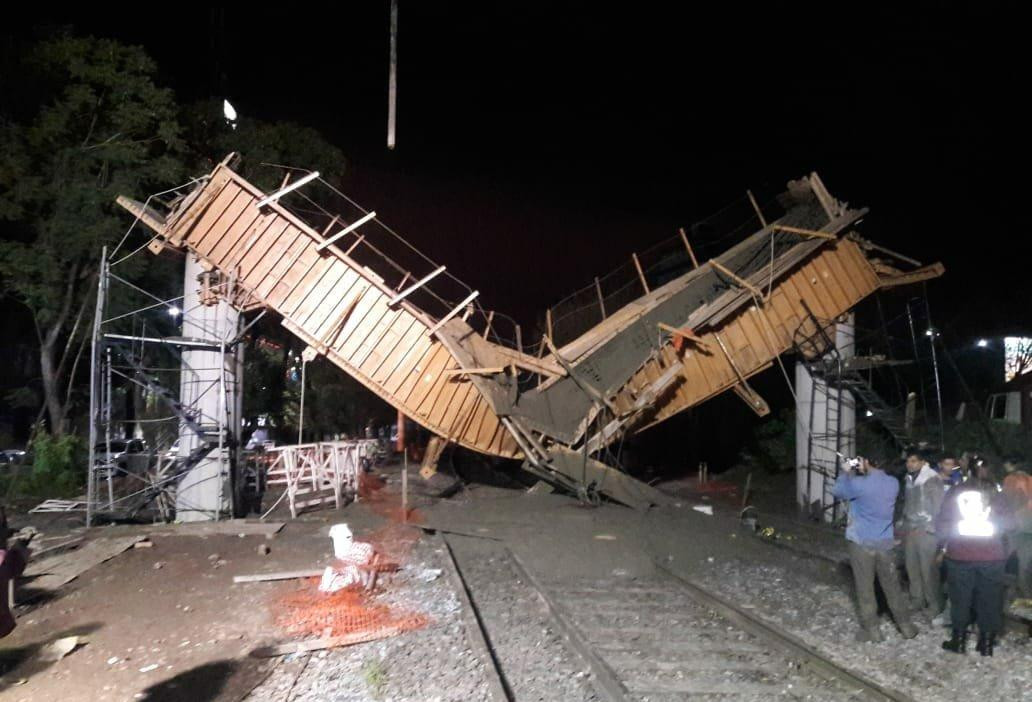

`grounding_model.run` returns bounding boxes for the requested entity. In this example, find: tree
[0,36,185,435]
[1005,337,1032,383]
